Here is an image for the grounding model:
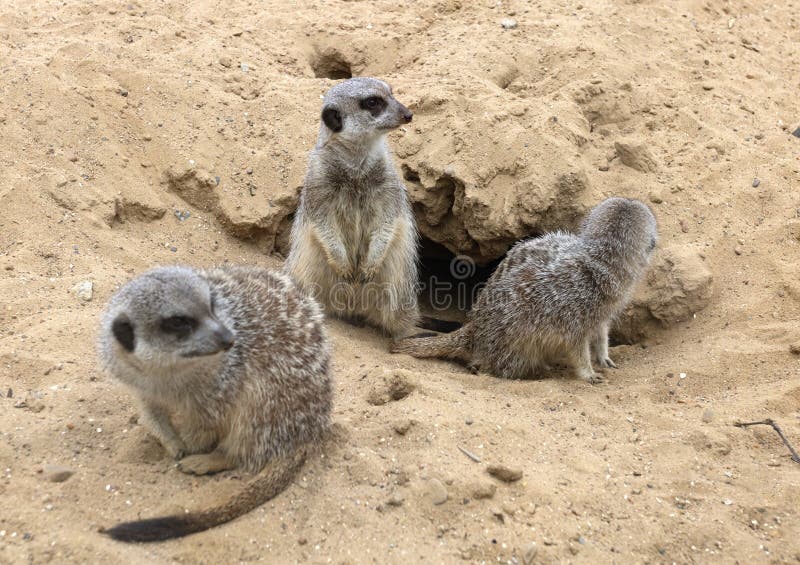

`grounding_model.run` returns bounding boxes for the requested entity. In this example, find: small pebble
[791,126,800,138]
[501,18,518,29]
[42,465,75,483]
[702,409,714,423]
[752,178,760,188]
[470,480,497,500]
[392,419,413,435]
[427,478,448,505]
[522,542,538,565]
[789,343,800,355]
[486,464,523,483]
[170,246,178,253]
[118,88,128,97]
[386,492,404,507]
[72,281,93,301]
[734,246,743,256]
